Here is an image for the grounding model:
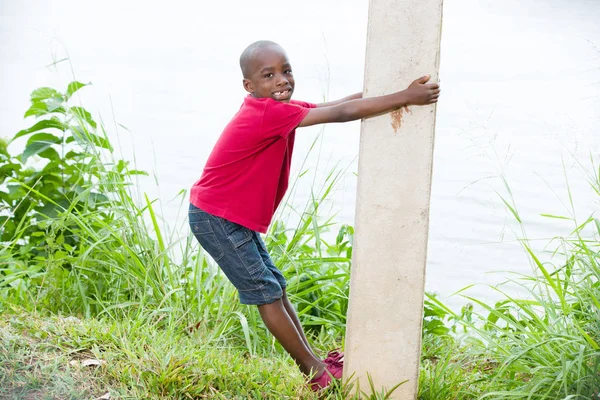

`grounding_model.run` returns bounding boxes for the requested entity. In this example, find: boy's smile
[242,44,295,103]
